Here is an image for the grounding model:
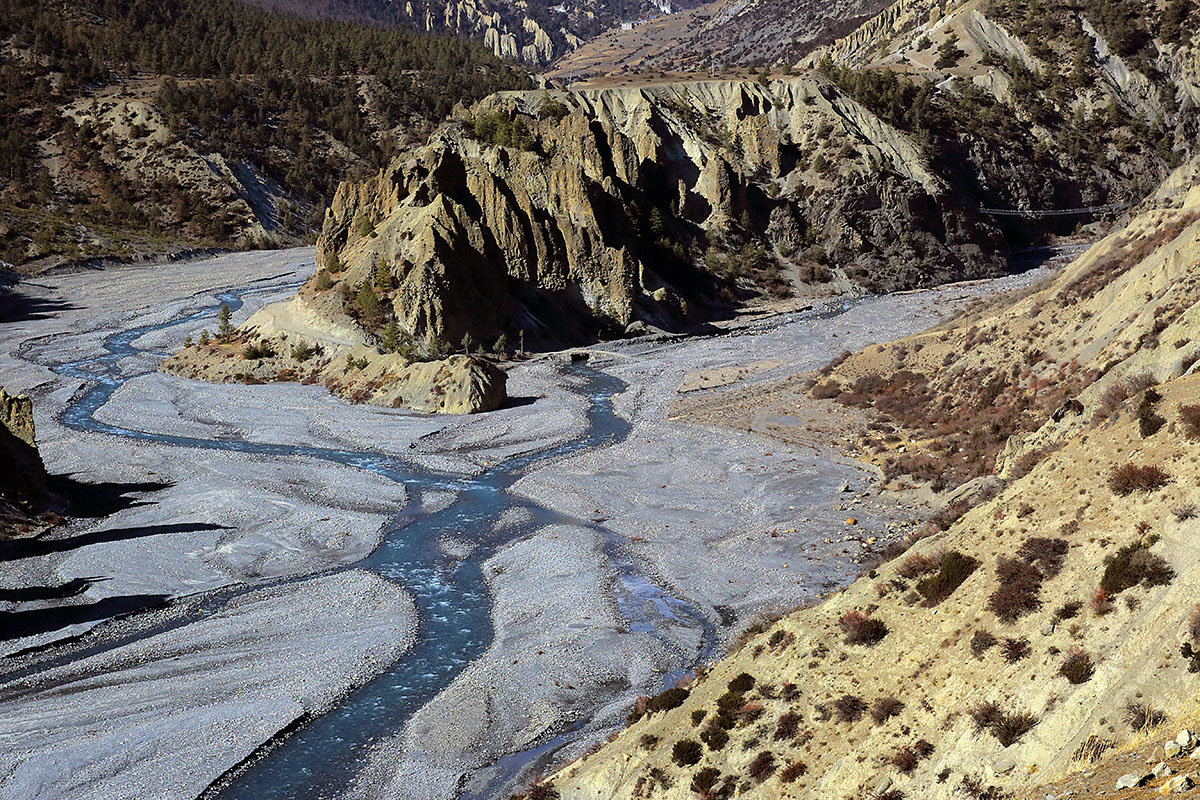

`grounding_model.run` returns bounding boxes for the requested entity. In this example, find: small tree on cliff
[460,332,474,355]
[356,284,380,318]
[382,319,401,353]
[217,304,233,338]
[492,334,508,357]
